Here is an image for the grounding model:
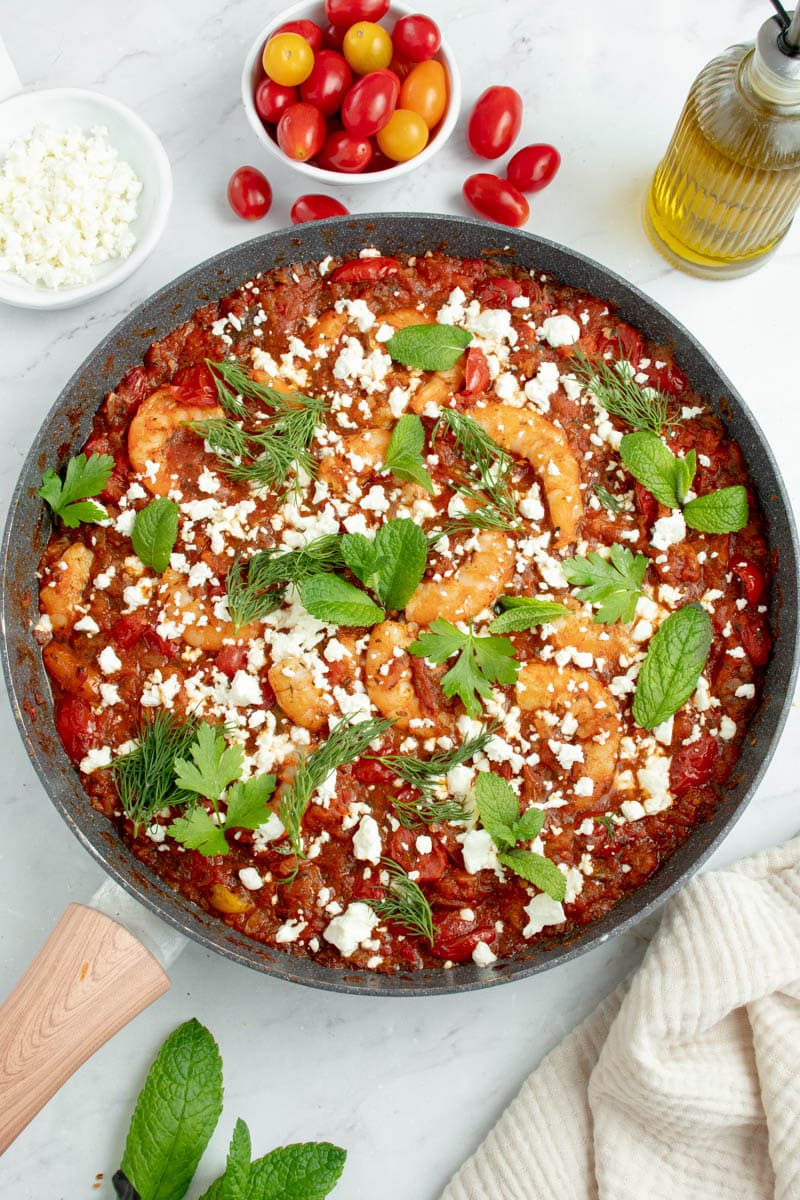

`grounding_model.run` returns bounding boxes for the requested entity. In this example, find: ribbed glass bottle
[645,43,800,278]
